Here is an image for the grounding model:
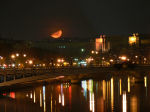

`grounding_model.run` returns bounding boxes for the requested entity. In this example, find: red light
[10,92,15,99]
